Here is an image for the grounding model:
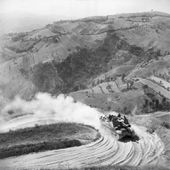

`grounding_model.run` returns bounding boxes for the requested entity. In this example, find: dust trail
[0,93,101,133]
[0,93,165,169]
